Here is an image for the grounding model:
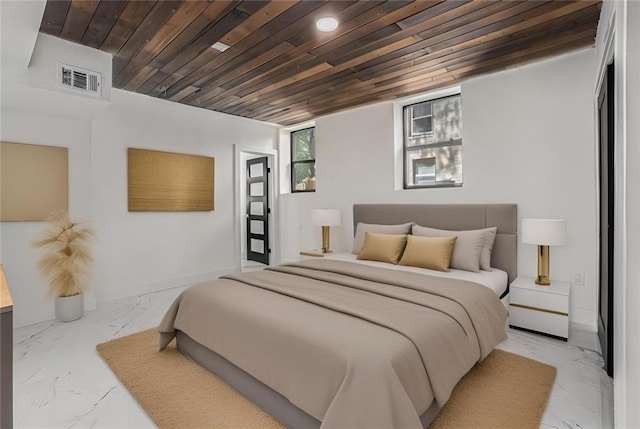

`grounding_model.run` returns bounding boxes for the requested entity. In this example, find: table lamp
[311,209,341,253]
[522,218,567,285]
